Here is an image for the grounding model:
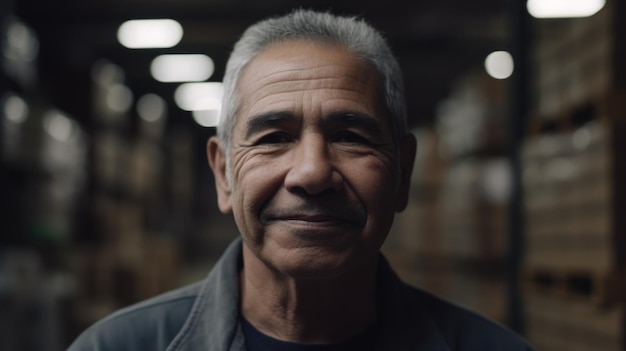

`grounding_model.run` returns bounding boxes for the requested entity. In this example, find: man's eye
[335,131,371,145]
[256,132,293,145]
